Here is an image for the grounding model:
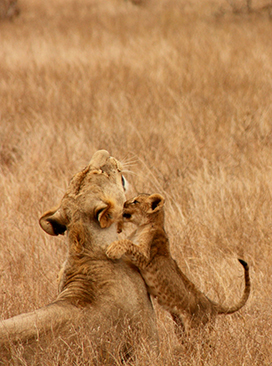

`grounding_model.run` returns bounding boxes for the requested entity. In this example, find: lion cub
[106,193,250,334]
